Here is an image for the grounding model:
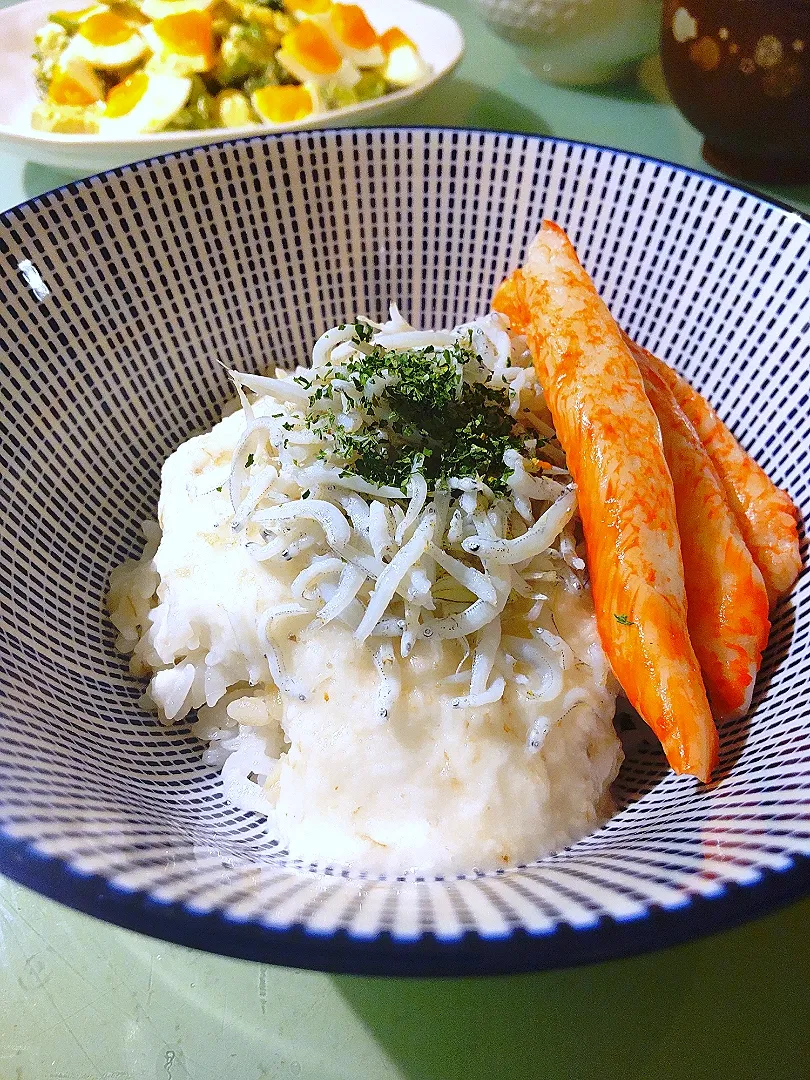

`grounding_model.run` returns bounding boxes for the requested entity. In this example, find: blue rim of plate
[2,831,809,976]
[1,128,809,976]
[3,125,809,225]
